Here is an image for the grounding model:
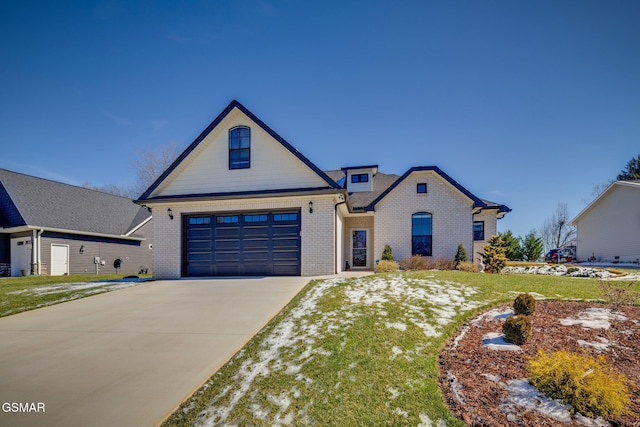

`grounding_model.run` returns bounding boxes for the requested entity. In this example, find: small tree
[499,230,522,261]
[481,235,508,274]
[454,243,467,266]
[381,244,394,262]
[521,230,544,261]
[617,153,640,181]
